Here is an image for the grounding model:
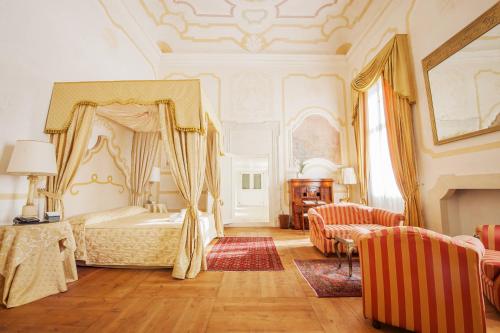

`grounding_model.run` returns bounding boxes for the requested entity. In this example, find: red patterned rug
[294,259,362,297]
[207,237,284,271]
